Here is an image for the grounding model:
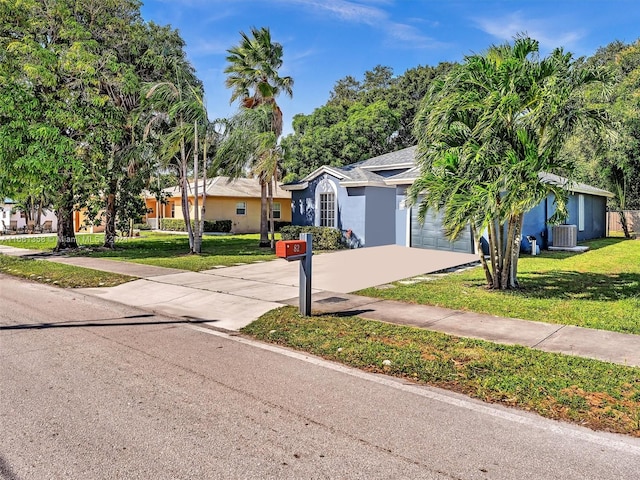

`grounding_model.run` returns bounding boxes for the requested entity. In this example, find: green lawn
[0,255,134,288]
[0,232,278,271]
[243,307,640,437]
[359,238,640,334]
